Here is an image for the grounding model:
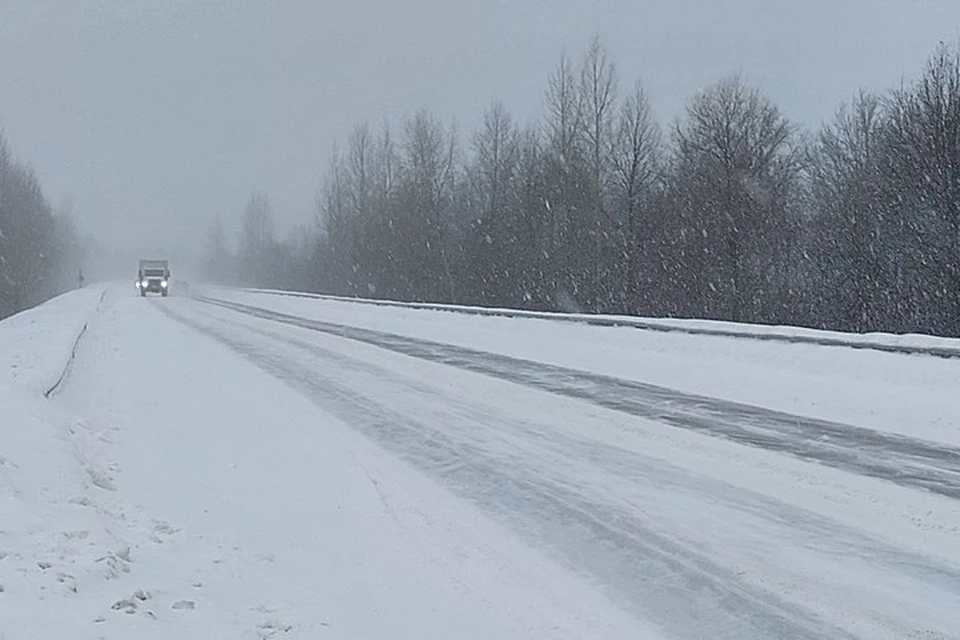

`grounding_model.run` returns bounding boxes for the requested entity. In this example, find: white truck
[136,259,170,297]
